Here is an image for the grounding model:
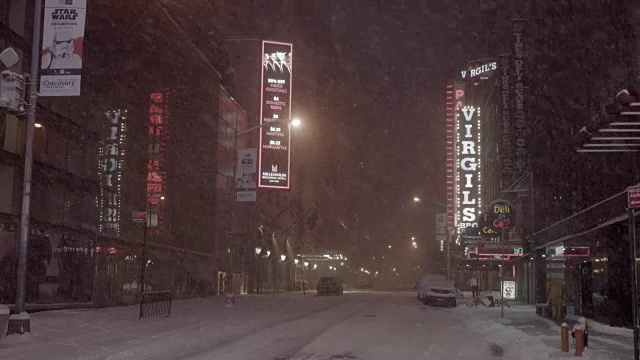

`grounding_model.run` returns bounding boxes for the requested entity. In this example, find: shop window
[46,129,67,170]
